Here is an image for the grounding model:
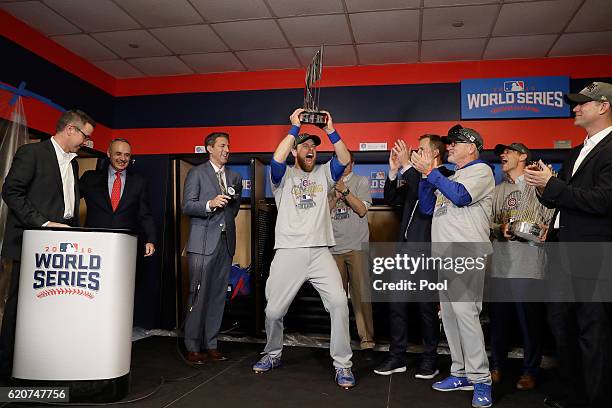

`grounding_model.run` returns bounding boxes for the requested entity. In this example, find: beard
[296,154,315,172]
